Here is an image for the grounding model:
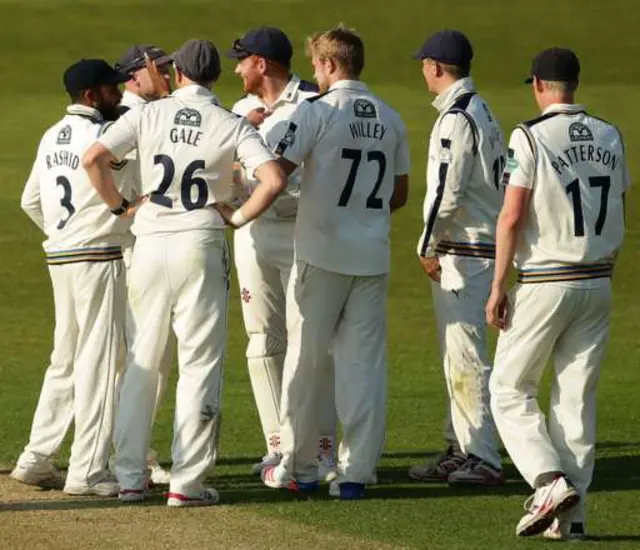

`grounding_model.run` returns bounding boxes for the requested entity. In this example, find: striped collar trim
[66,104,104,123]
